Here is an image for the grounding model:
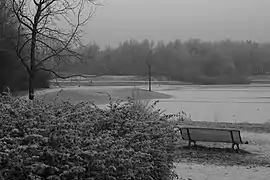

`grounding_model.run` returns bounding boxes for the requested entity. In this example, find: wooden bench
[177,126,248,150]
